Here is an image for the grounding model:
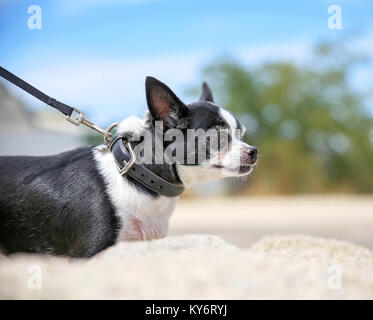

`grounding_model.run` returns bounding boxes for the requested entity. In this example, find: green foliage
[201,41,373,194]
